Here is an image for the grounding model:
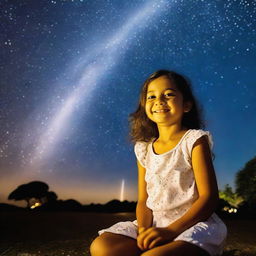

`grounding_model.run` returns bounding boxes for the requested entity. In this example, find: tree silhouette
[8,181,49,208]
[219,184,243,208]
[45,191,58,203]
[235,156,256,209]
